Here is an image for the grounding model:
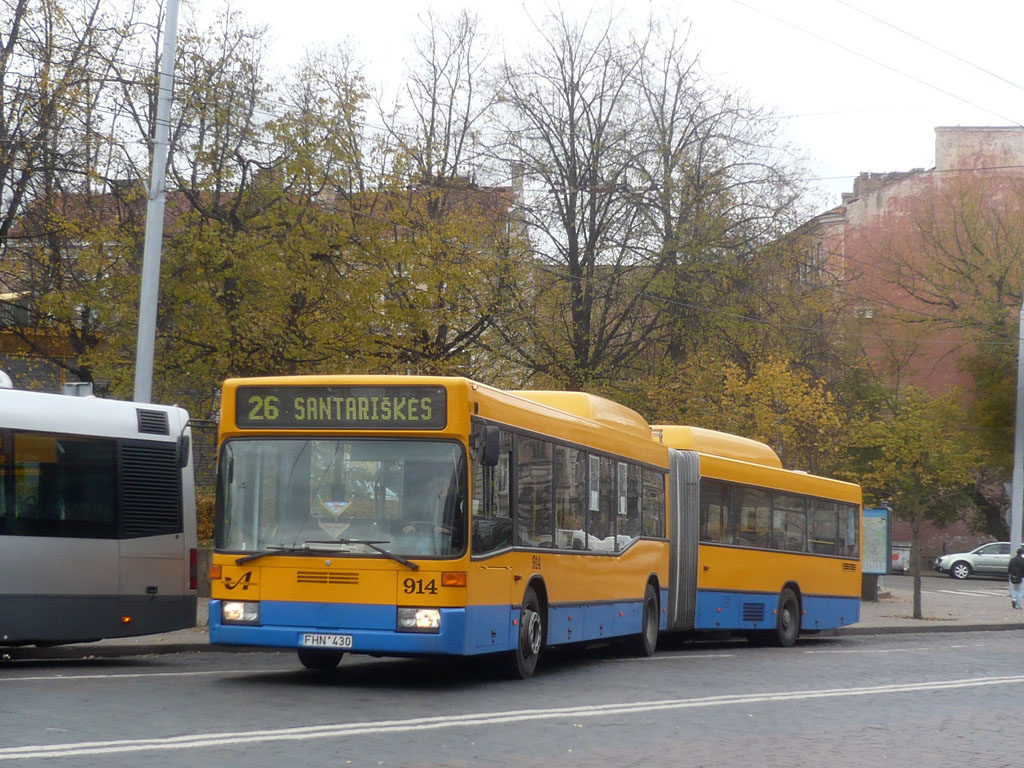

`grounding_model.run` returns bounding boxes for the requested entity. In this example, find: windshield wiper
[305,539,420,571]
[235,545,340,565]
